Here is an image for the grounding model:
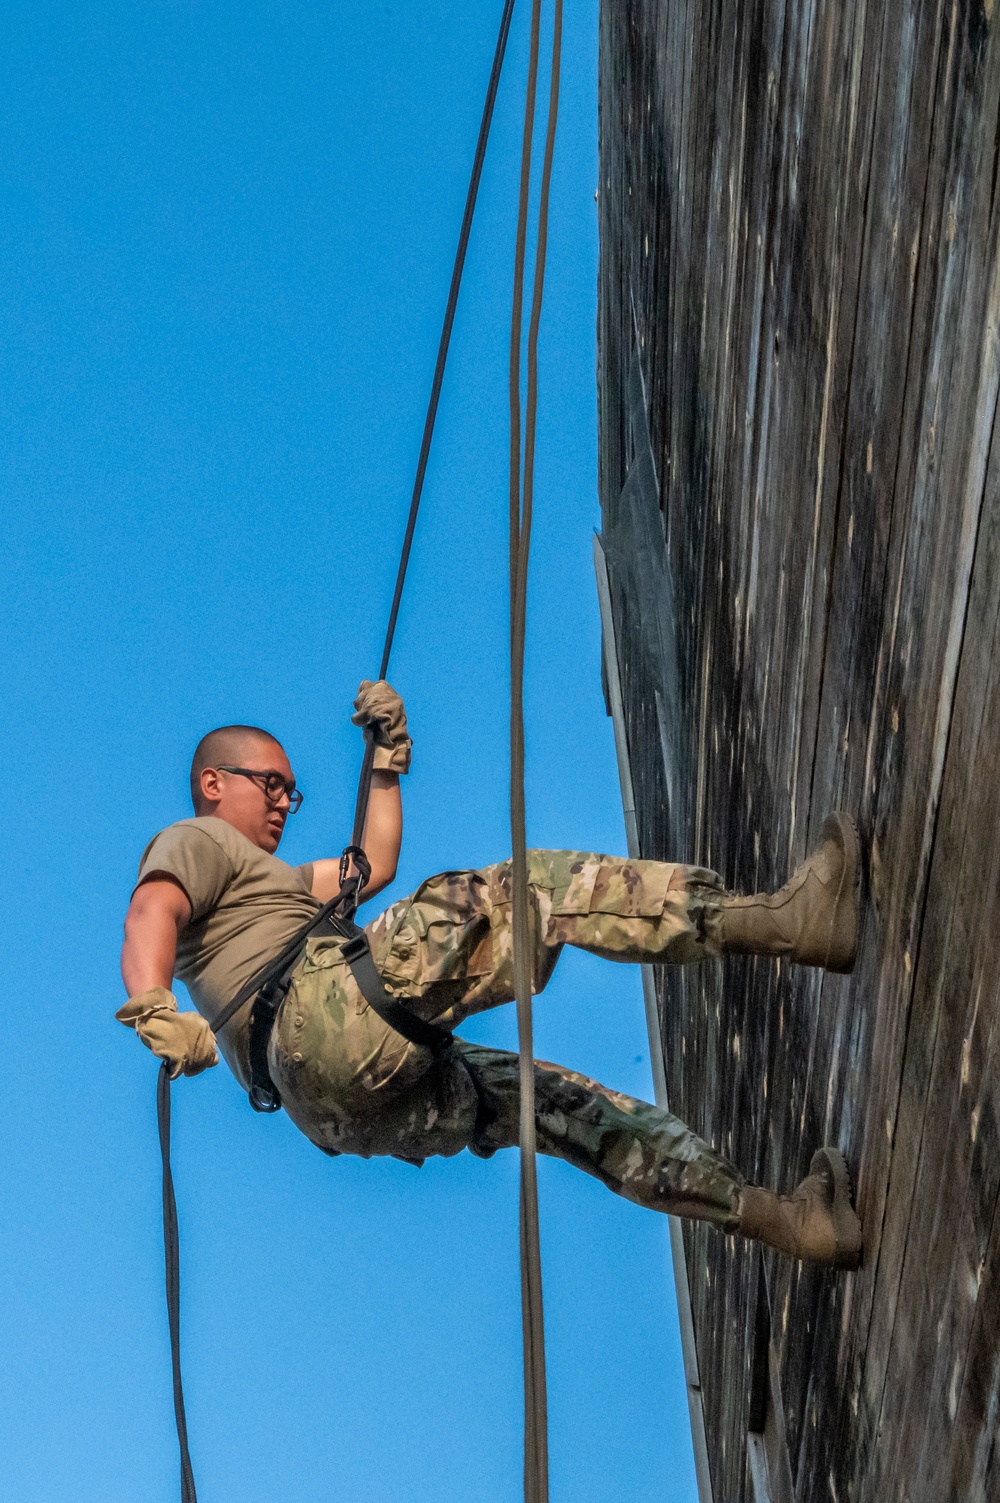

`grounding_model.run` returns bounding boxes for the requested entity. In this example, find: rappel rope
[508,0,563,1498]
[348,0,517,852]
[154,3,566,1498]
[157,1066,198,1503]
